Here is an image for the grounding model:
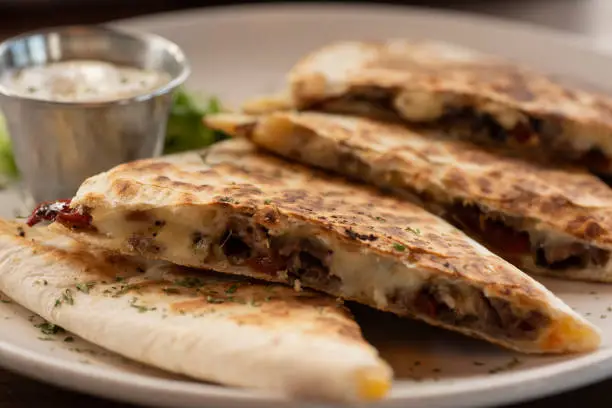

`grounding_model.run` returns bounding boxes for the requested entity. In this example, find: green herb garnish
[55,289,74,308]
[225,284,239,294]
[0,114,17,182]
[129,297,156,313]
[76,281,96,294]
[35,322,65,335]
[164,89,228,154]
[393,243,406,252]
[405,227,421,235]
